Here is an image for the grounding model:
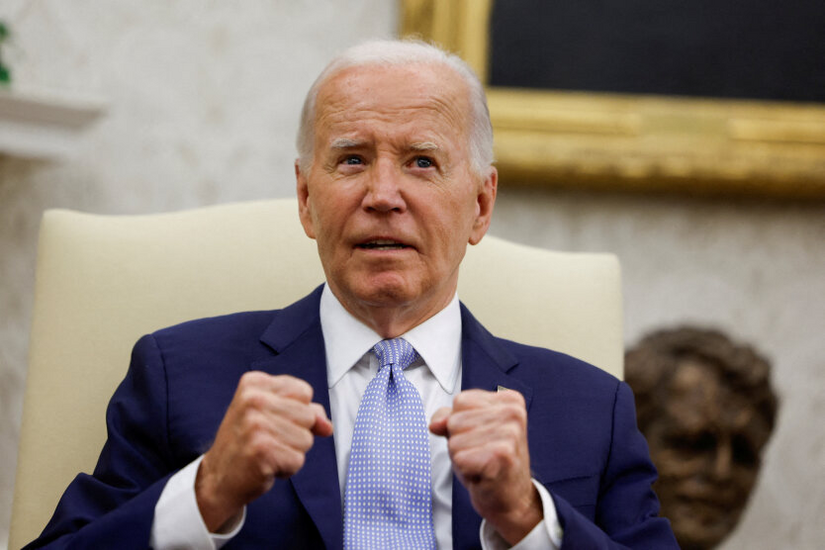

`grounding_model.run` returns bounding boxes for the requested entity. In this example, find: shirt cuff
[479,479,563,550]
[150,455,246,550]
